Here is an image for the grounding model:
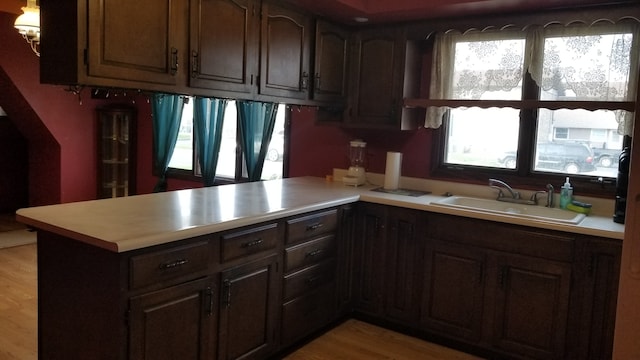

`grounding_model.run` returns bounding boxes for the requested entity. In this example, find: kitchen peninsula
[17,177,624,359]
